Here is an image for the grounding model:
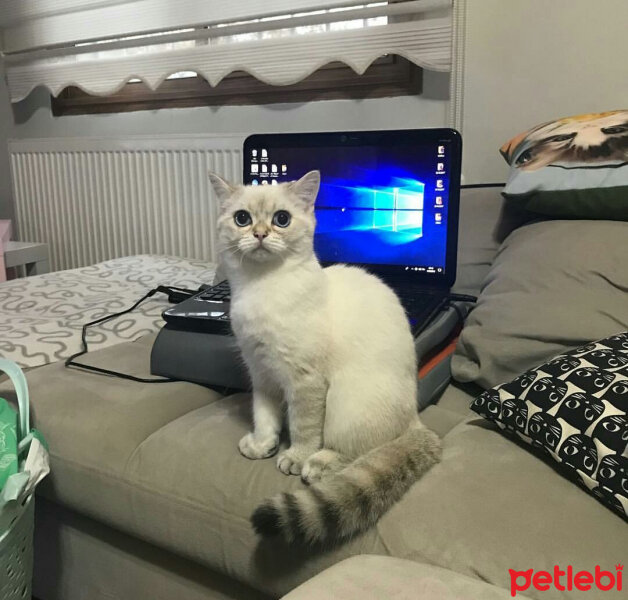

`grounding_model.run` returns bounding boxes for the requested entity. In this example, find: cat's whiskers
[221,240,243,254]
